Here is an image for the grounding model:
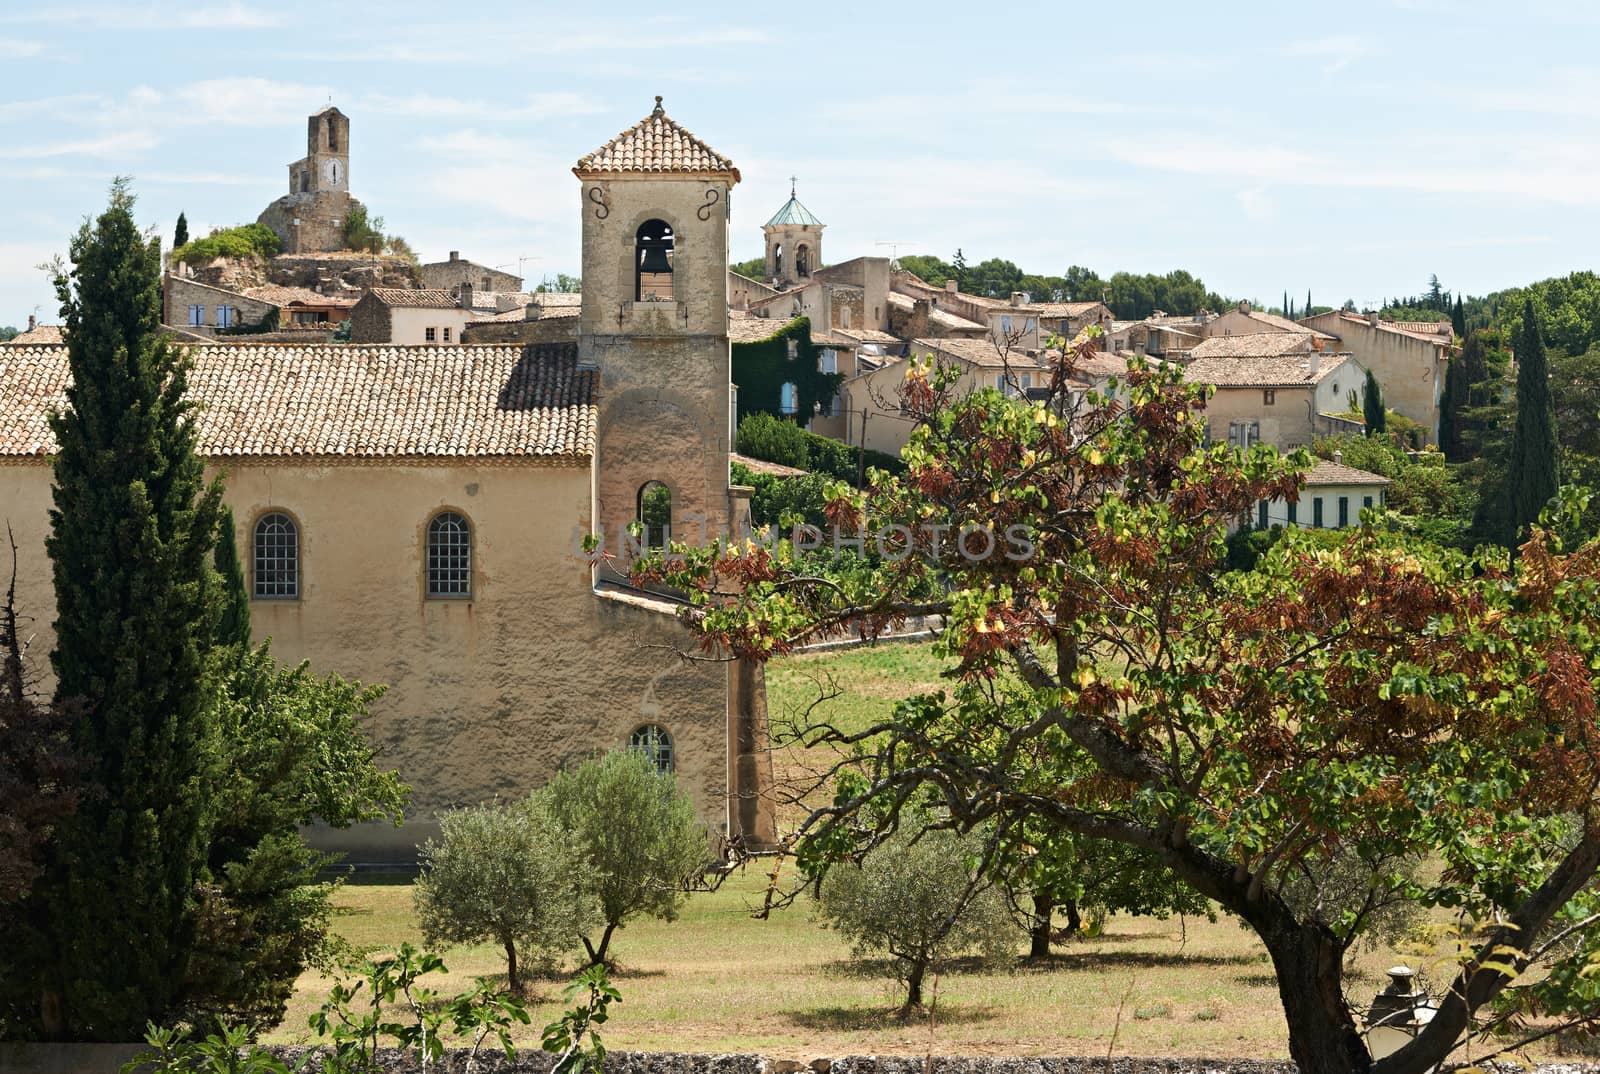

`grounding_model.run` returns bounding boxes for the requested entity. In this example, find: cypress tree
[213,505,250,649]
[1495,298,1559,543]
[1306,289,1312,316]
[1452,295,1466,337]
[173,211,188,251]
[1439,352,1467,462]
[1363,369,1386,437]
[21,180,224,1038]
